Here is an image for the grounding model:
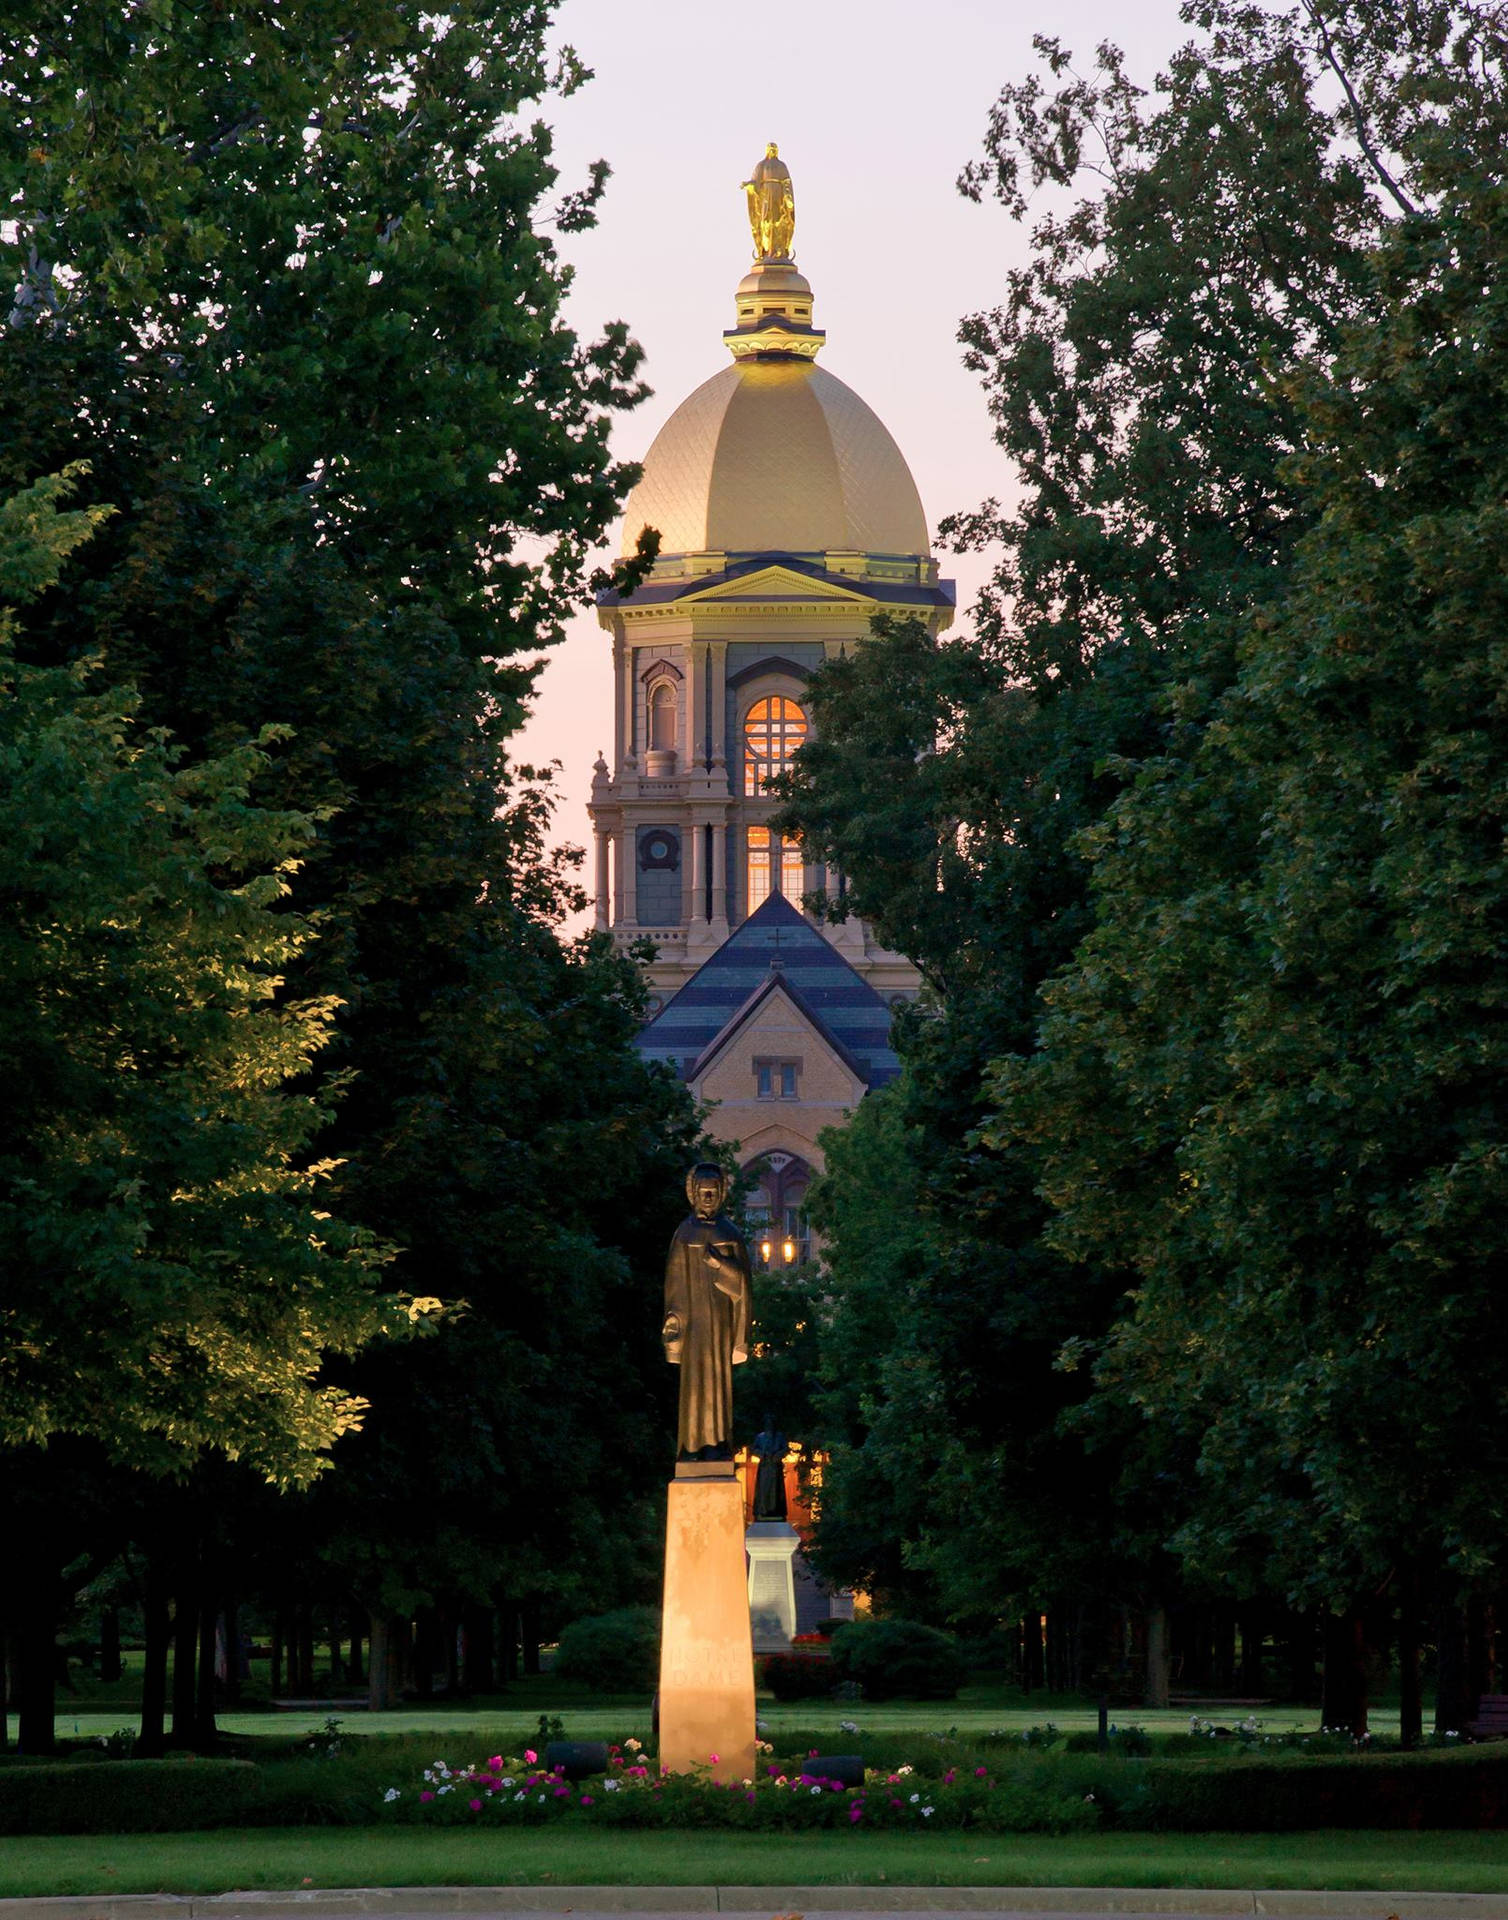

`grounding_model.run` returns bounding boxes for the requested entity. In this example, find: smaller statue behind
[663,1163,752,1461]
[742,142,796,262]
[752,1415,788,1521]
